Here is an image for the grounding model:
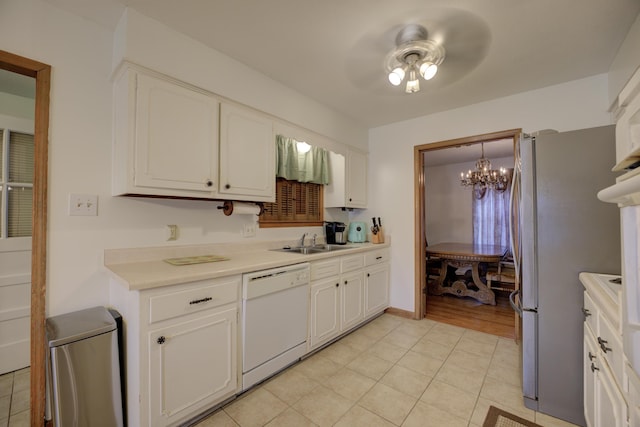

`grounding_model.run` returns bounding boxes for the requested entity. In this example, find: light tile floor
[0,367,30,427]
[197,314,580,427]
[0,314,582,427]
